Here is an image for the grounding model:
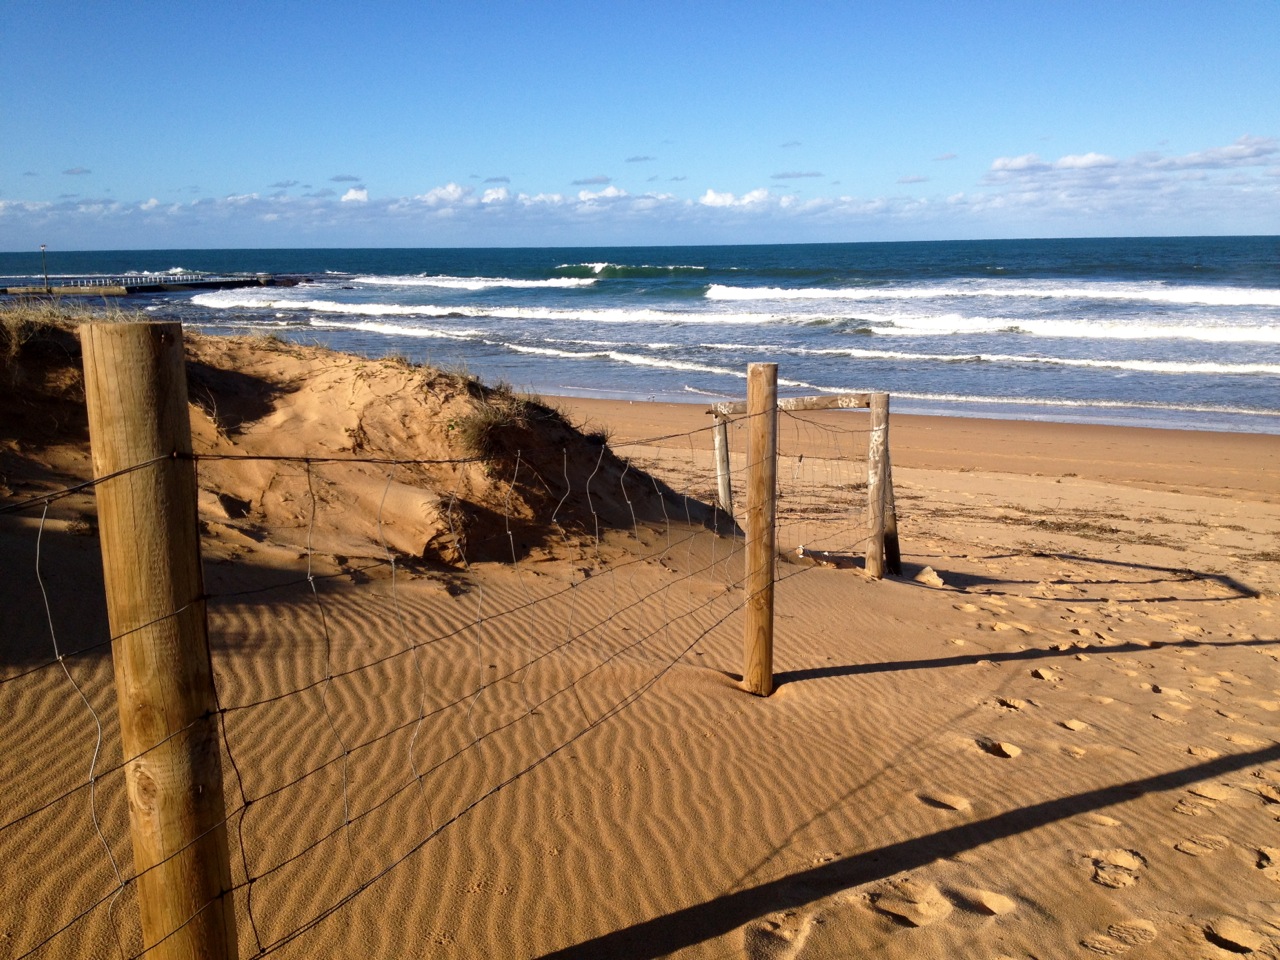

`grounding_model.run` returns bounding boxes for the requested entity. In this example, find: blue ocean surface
[2,237,1278,434]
